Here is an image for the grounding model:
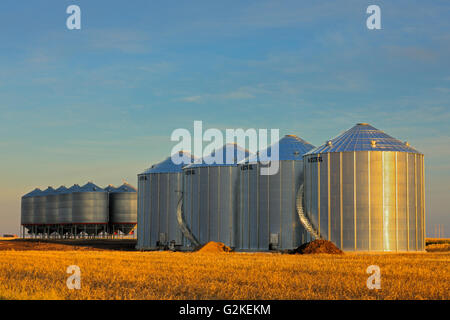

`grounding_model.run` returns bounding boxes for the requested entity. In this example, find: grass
[0,250,448,300]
